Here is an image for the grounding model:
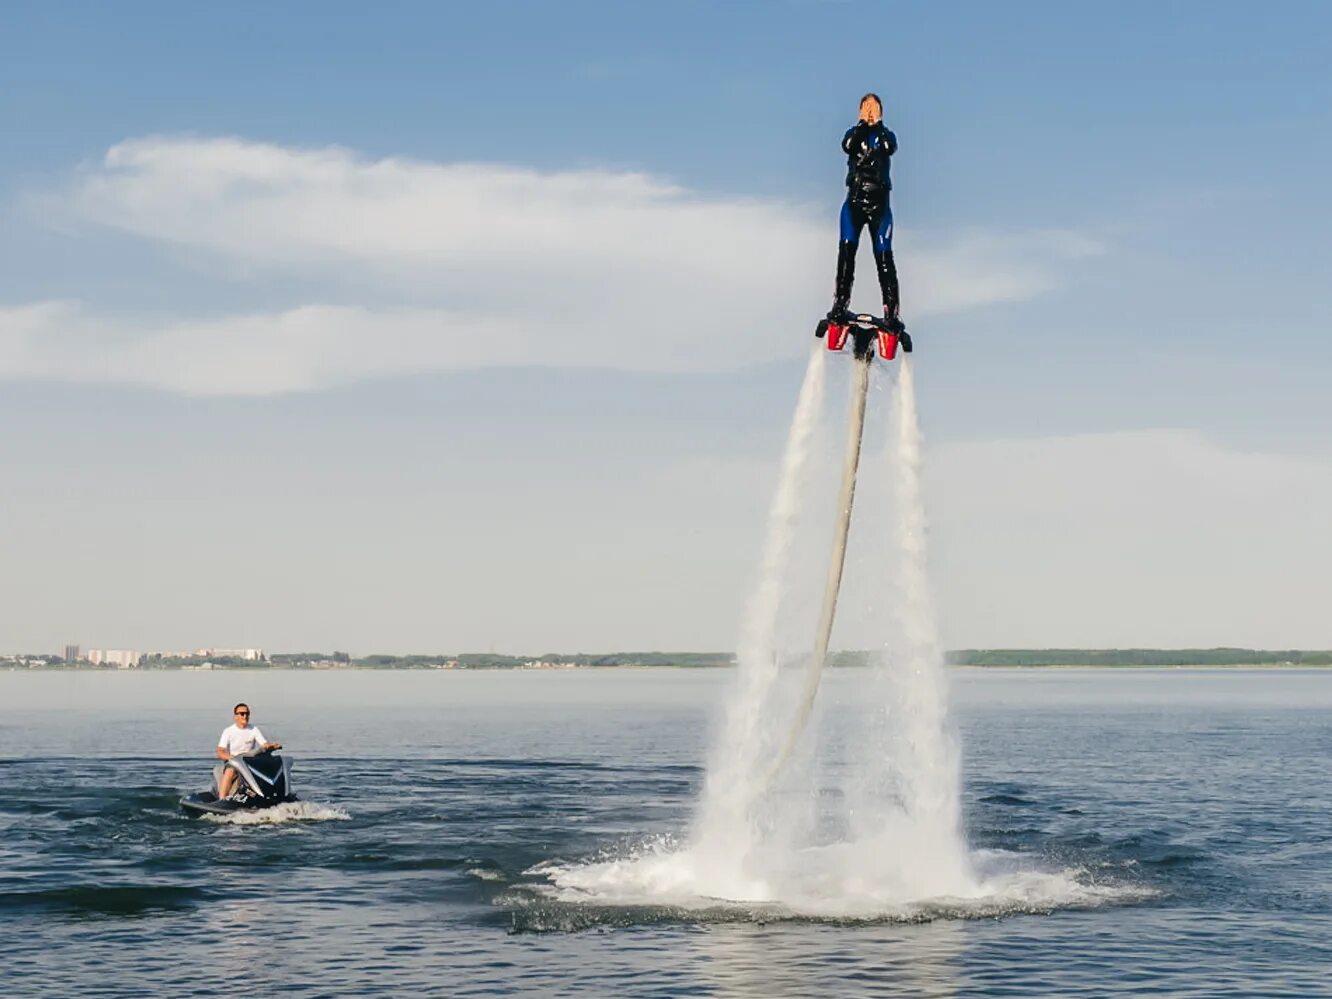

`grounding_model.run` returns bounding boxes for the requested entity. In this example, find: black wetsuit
[831,121,901,320]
